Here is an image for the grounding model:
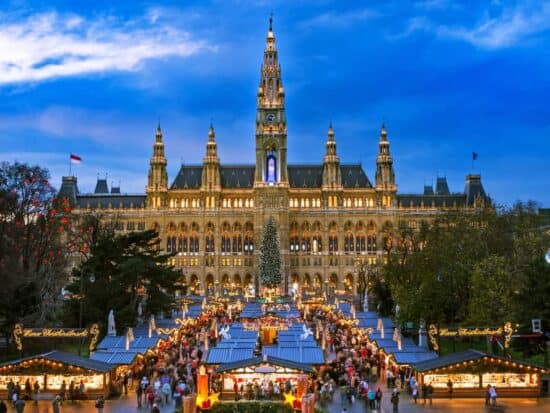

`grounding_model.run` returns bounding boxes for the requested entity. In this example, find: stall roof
[206,347,254,364]
[90,351,140,365]
[96,335,162,351]
[240,304,263,318]
[414,349,486,371]
[0,351,113,372]
[215,356,314,374]
[262,346,325,365]
[415,349,548,372]
[391,351,438,365]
